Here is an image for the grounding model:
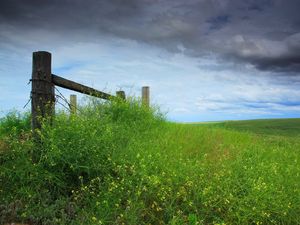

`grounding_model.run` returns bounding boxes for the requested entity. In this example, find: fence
[31,51,150,131]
